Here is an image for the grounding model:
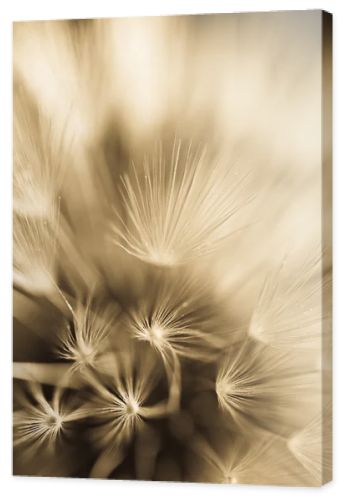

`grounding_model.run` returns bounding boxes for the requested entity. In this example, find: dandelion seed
[128,272,234,414]
[88,349,166,449]
[192,431,302,485]
[13,79,68,218]
[112,141,252,266]
[287,403,332,484]
[248,252,325,350]
[56,296,119,372]
[216,340,319,434]
[191,433,247,484]
[14,382,86,453]
[13,209,60,296]
[128,272,229,362]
